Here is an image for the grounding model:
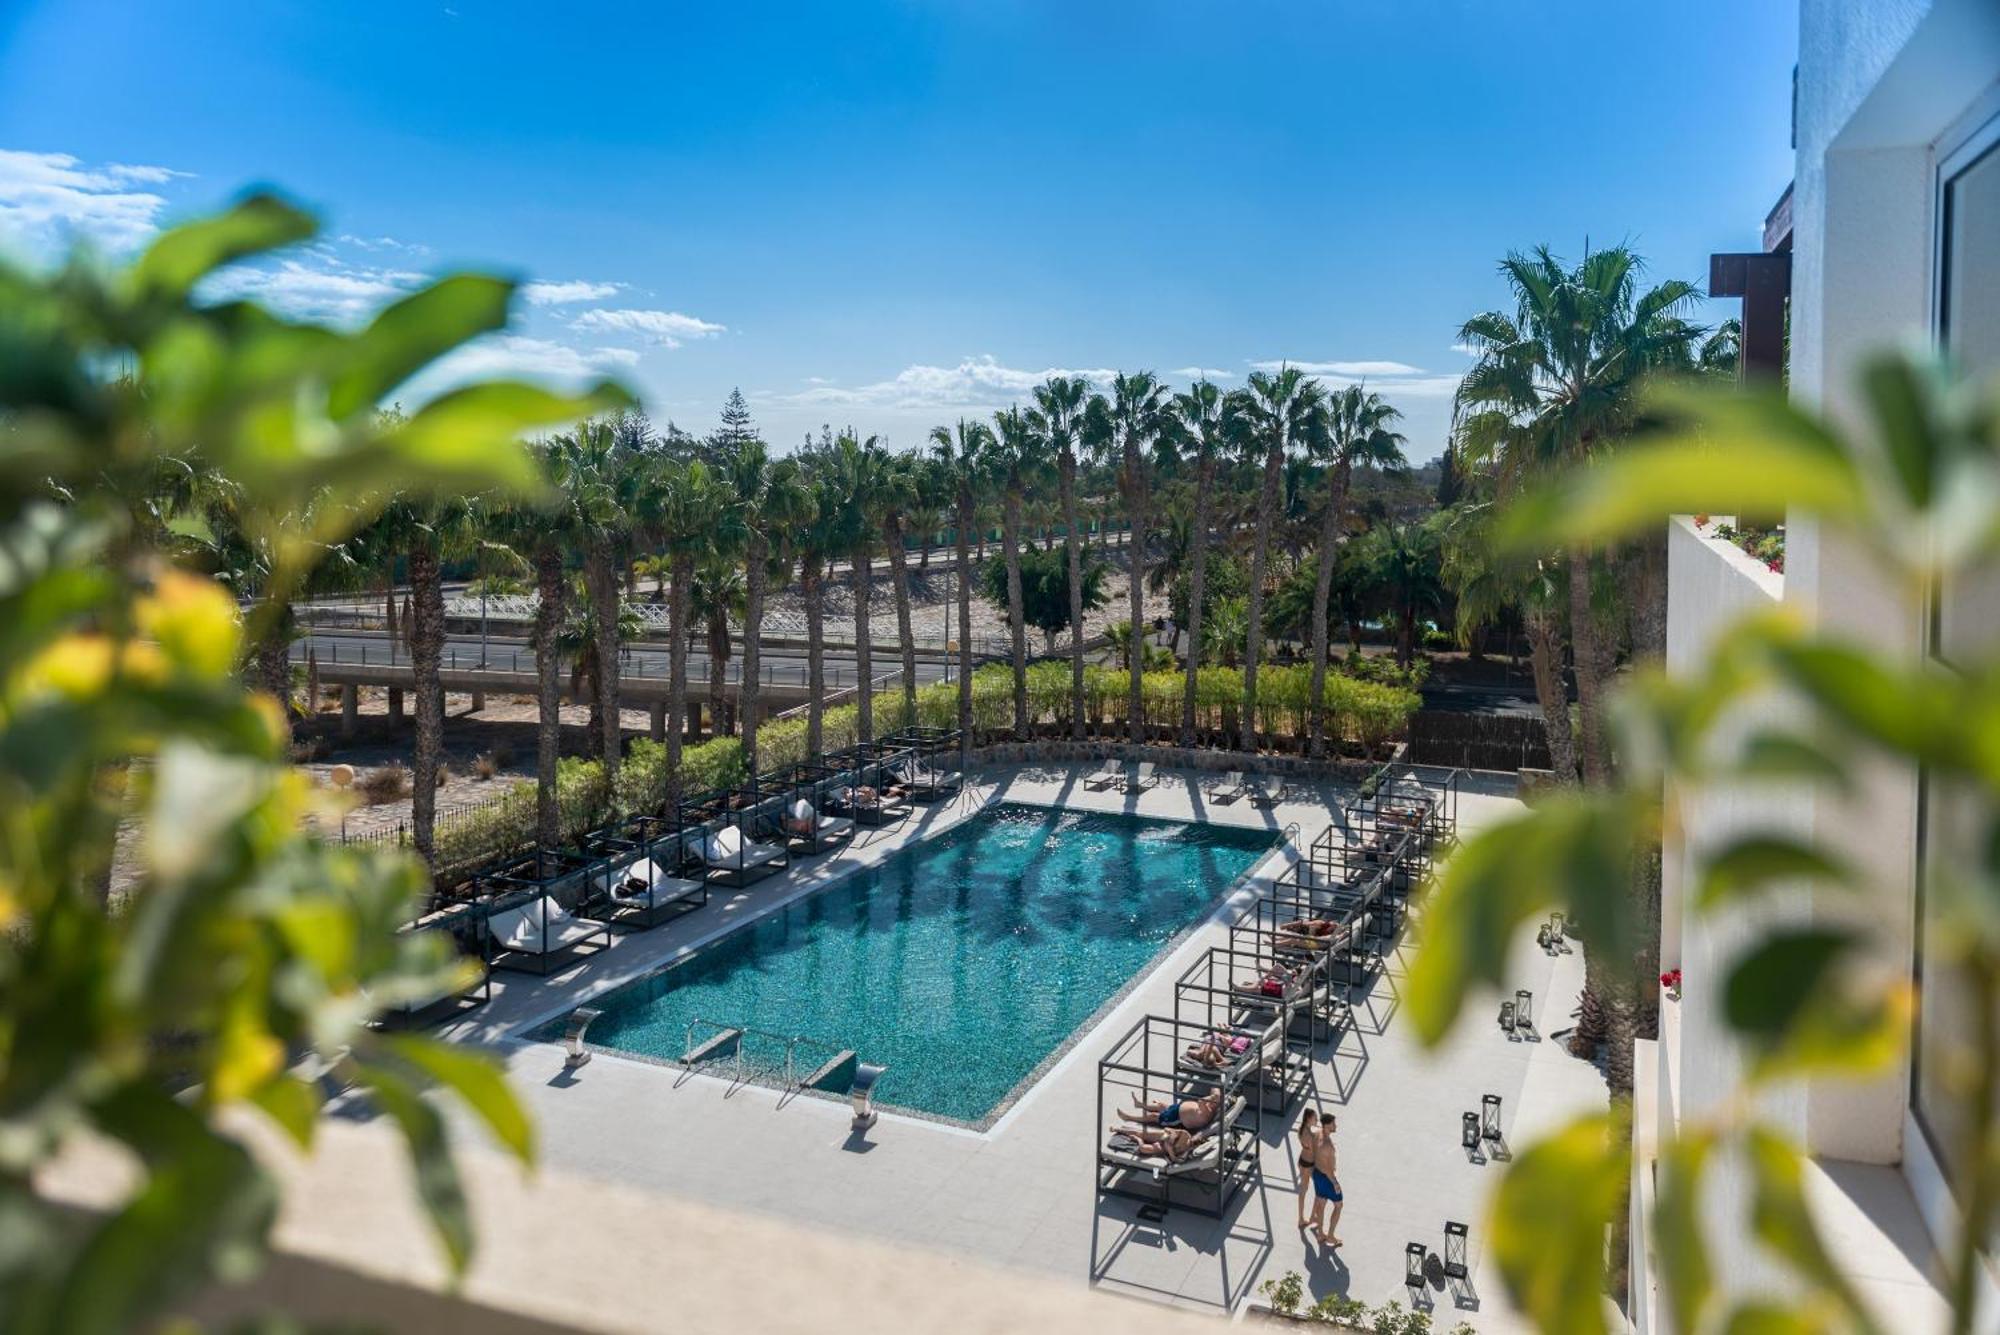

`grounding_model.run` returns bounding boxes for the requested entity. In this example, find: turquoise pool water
[563,803,1278,1123]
